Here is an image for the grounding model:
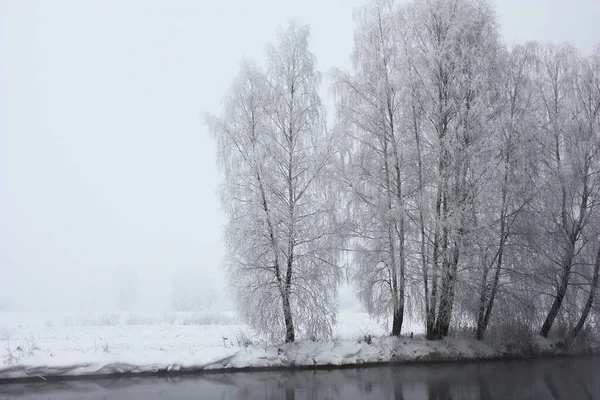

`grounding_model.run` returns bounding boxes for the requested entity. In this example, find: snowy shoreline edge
[1,337,598,384]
